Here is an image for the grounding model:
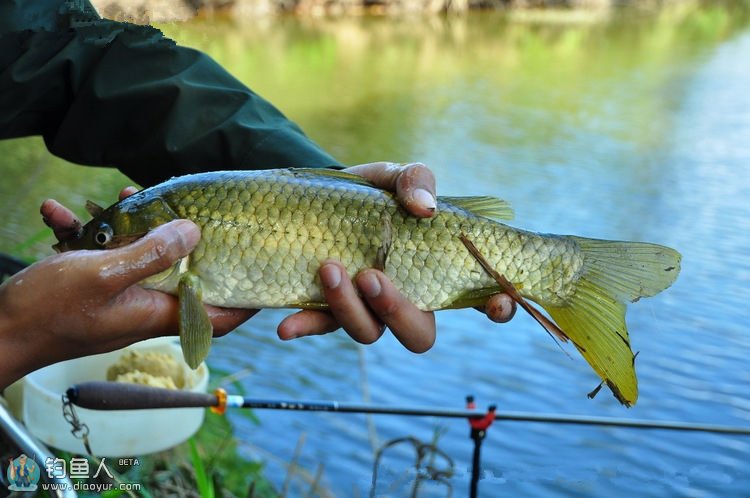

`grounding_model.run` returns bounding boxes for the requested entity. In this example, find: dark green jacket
[0,0,339,187]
